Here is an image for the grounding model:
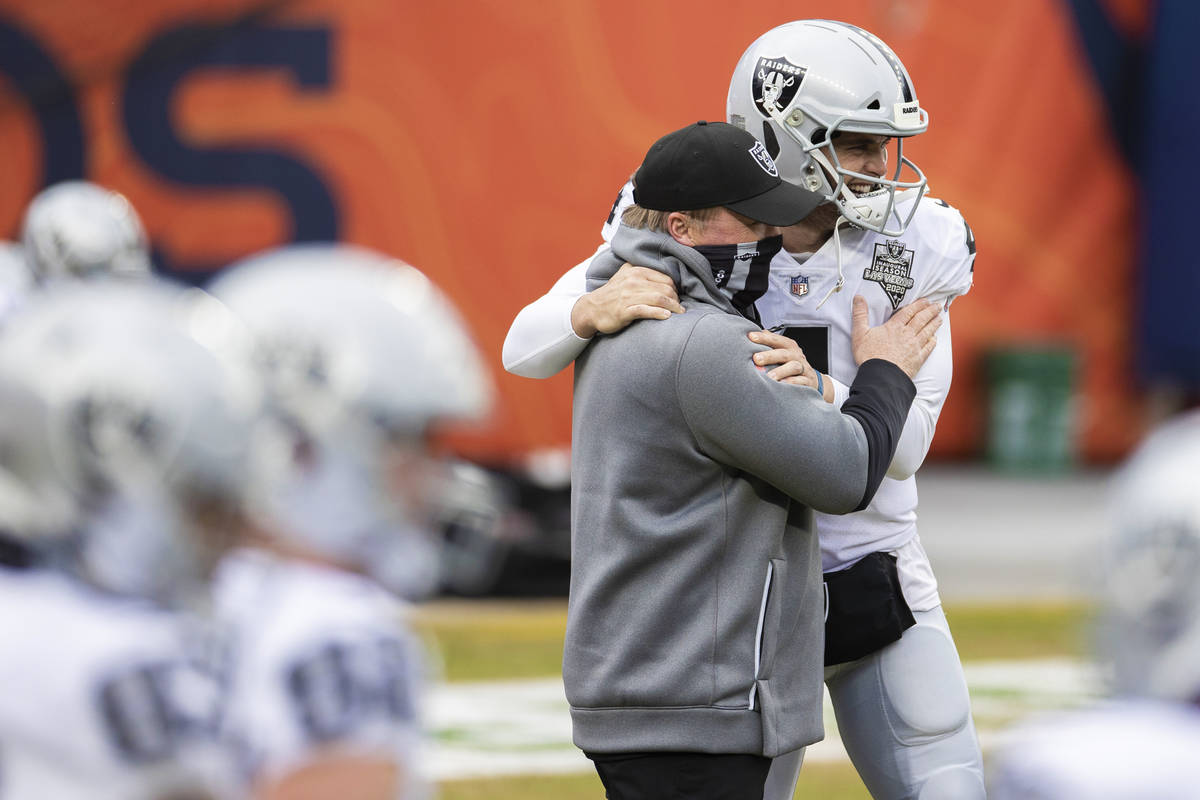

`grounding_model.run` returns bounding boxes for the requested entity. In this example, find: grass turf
[419,597,1094,798]
[412,598,1093,683]
[438,759,872,800]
